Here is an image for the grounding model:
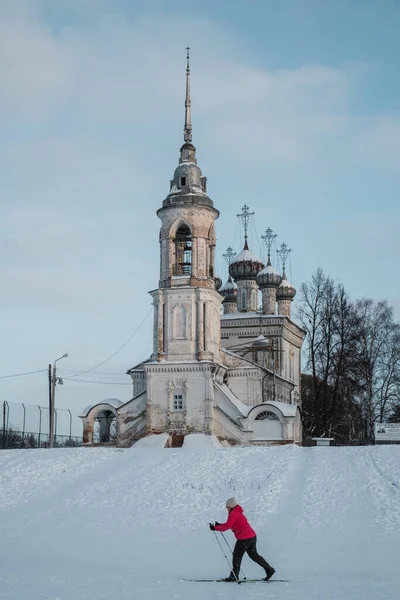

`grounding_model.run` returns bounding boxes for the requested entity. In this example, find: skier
[209,496,275,582]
